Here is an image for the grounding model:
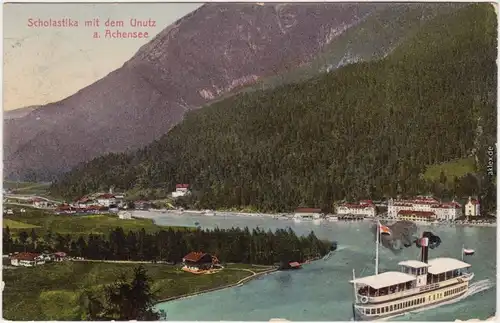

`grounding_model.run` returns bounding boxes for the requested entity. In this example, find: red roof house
[10,252,43,267]
[182,252,216,272]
